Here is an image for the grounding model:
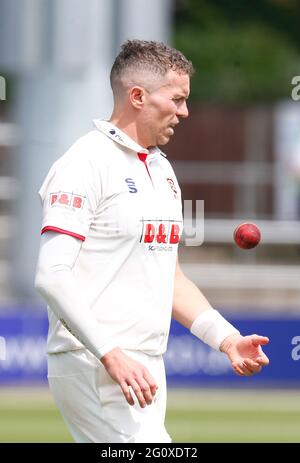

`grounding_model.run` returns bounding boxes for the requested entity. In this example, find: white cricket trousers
[48,348,171,443]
